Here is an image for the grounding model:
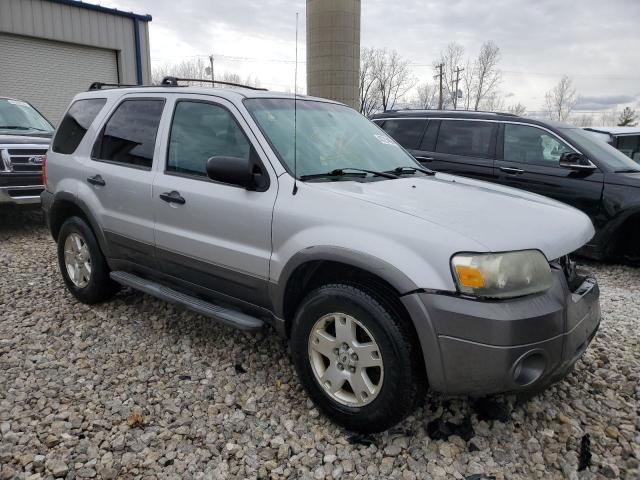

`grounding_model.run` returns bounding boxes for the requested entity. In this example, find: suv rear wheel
[57,216,119,304]
[290,283,425,432]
